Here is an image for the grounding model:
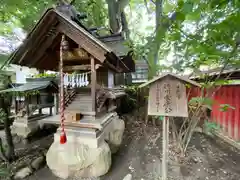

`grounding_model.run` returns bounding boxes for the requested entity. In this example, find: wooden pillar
[37,94,42,114]
[54,93,59,115]
[25,96,30,118]
[14,97,18,115]
[50,107,53,116]
[91,56,96,113]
